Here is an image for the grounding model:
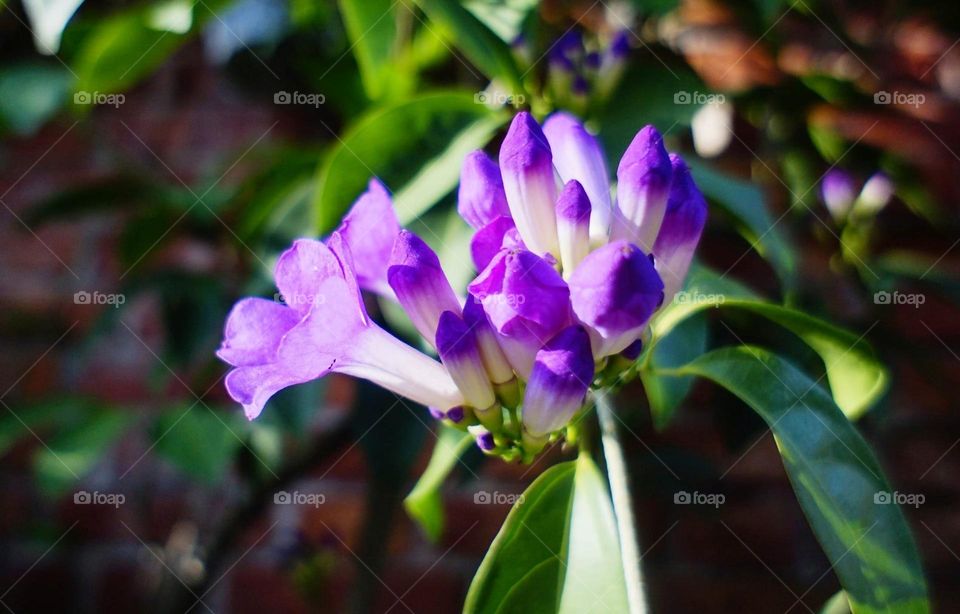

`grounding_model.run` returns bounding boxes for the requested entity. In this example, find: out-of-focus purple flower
[543,112,612,242]
[436,311,499,428]
[334,178,399,298]
[856,171,894,214]
[469,249,572,378]
[499,112,560,258]
[218,238,462,419]
[387,230,462,346]
[569,241,664,357]
[521,326,594,447]
[821,169,858,221]
[609,31,630,59]
[458,151,511,229]
[611,125,673,251]
[556,180,592,275]
[653,155,708,302]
